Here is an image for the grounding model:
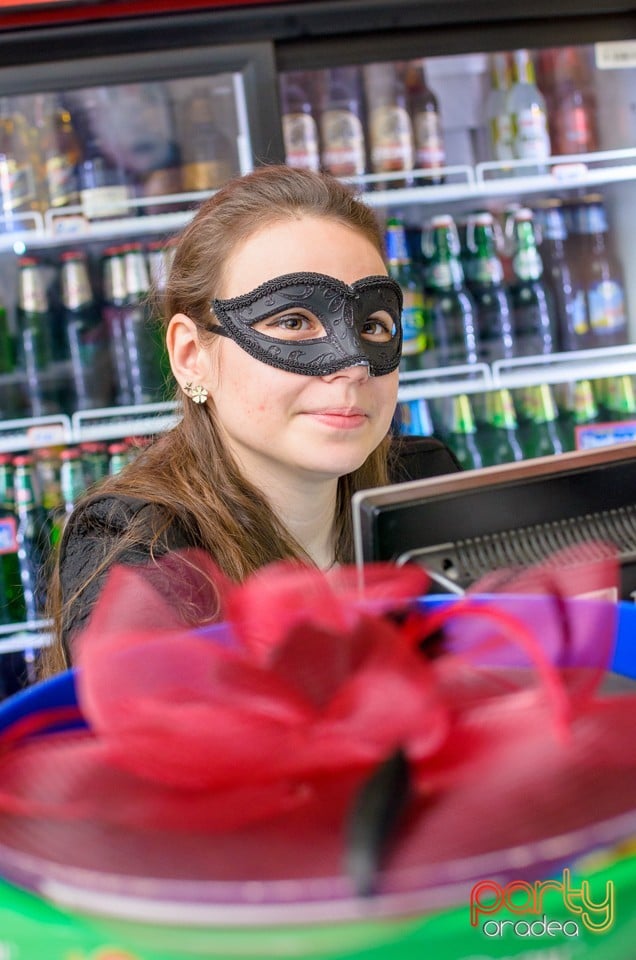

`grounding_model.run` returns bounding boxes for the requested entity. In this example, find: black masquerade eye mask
[209,272,403,377]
